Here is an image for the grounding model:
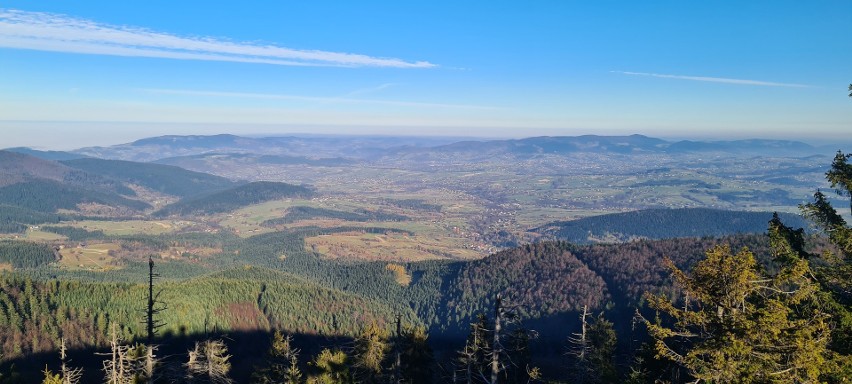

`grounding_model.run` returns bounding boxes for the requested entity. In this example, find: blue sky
[1,1,850,149]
